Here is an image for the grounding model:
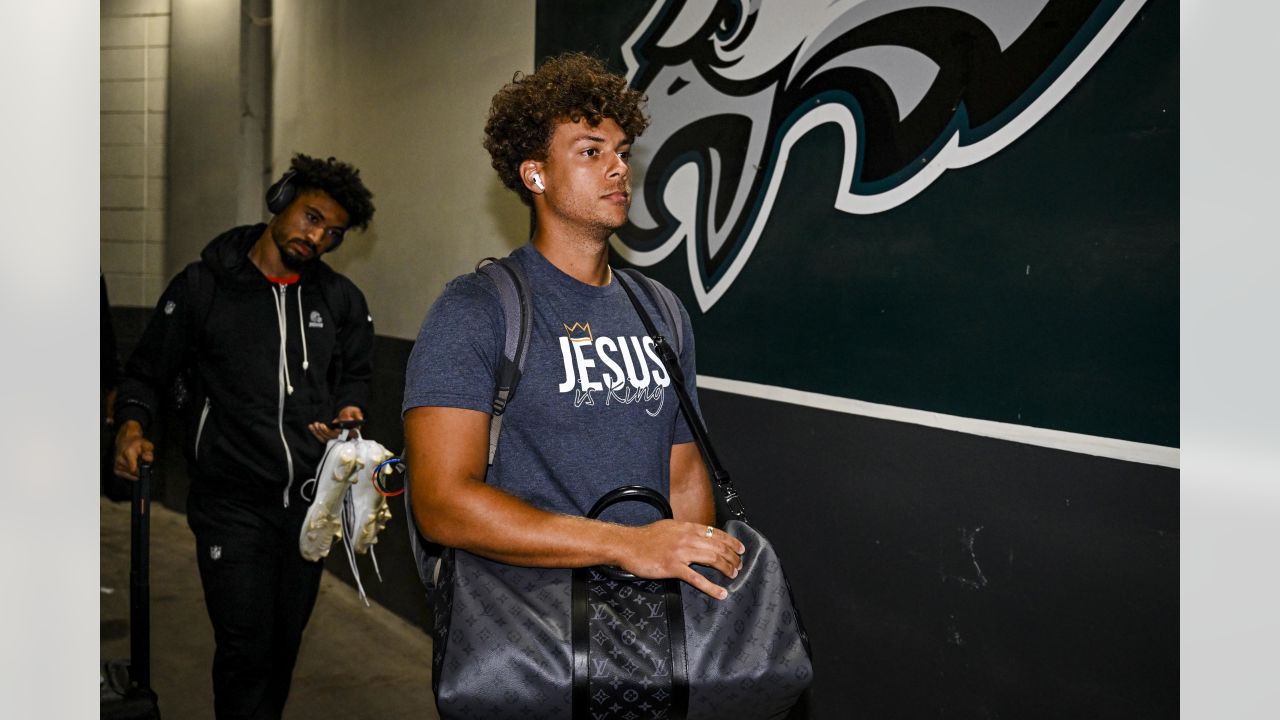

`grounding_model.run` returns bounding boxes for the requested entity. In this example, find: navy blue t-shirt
[403,244,700,526]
